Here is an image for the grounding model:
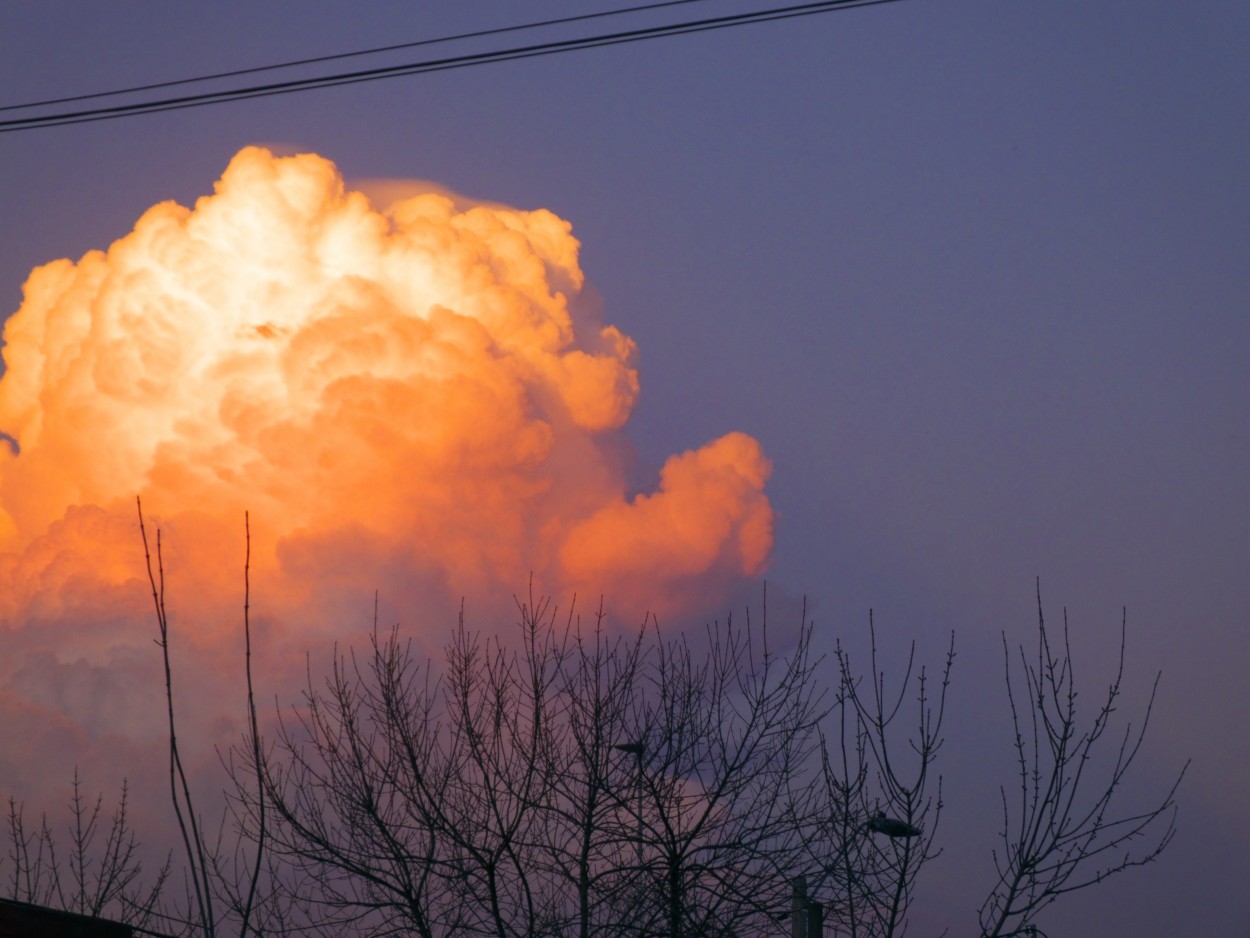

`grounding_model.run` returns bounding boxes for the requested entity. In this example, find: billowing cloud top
[0,147,772,636]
